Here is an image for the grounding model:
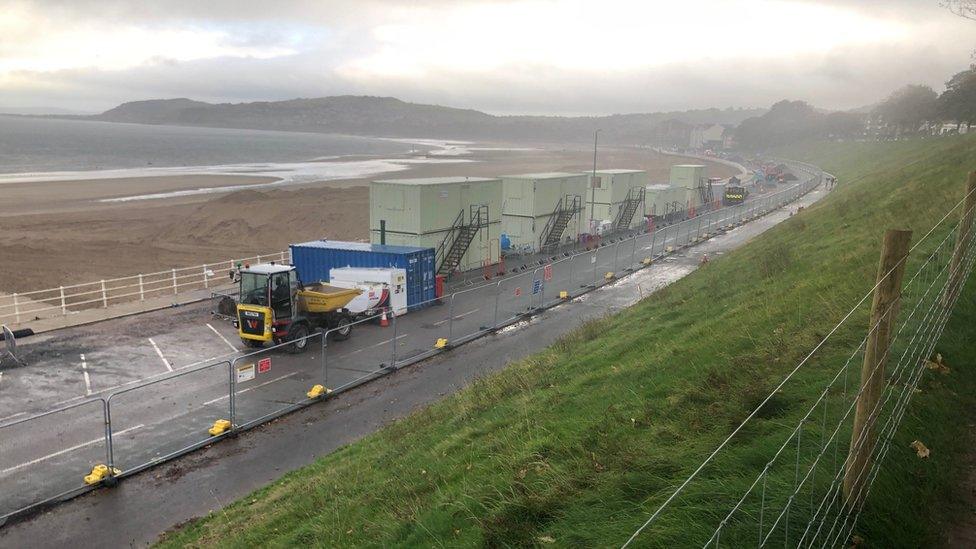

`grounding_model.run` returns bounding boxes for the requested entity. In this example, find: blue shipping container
[290,240,436,311]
